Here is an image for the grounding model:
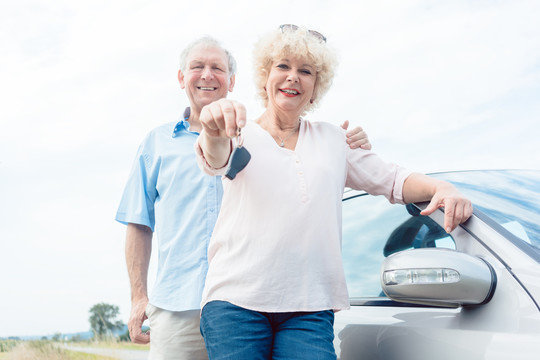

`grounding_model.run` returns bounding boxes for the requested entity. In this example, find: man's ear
[178,70,185,89]
[228,74,236,92]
